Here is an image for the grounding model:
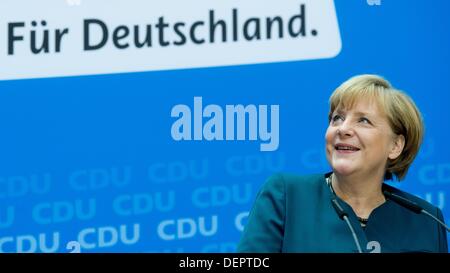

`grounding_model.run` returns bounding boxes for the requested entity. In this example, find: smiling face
[325,98,404,179]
